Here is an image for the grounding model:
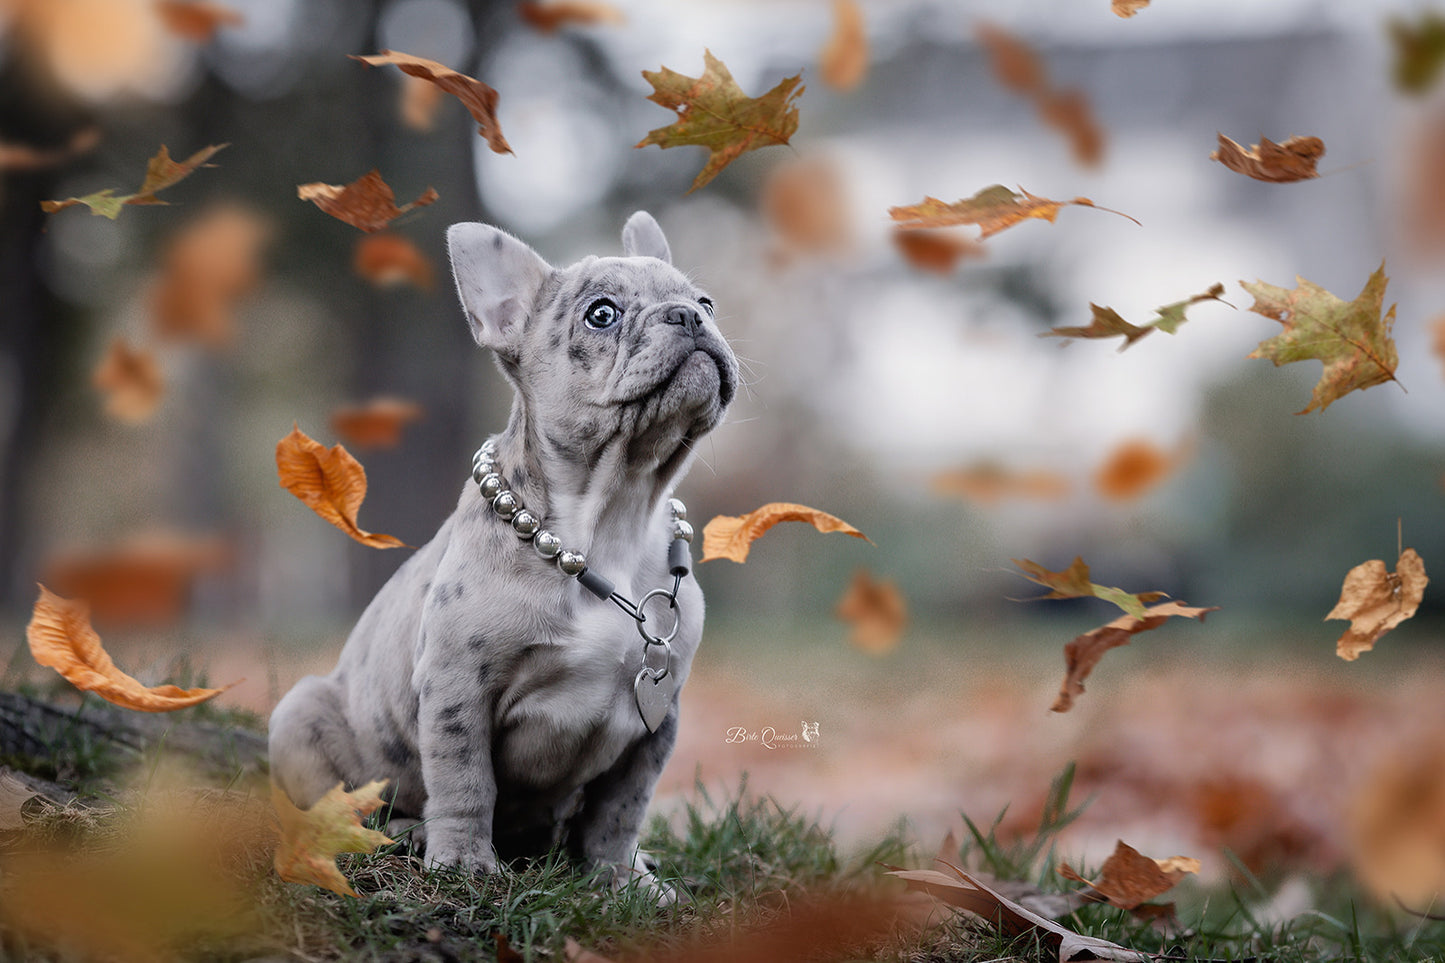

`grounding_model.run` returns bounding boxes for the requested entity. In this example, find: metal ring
[636,588,681,645]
